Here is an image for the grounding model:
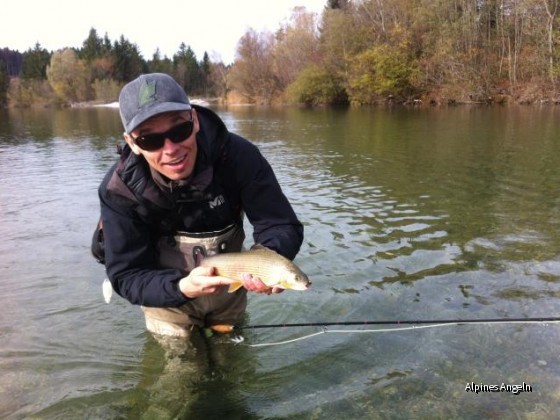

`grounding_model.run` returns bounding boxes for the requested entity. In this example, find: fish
[200,248,311,293]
